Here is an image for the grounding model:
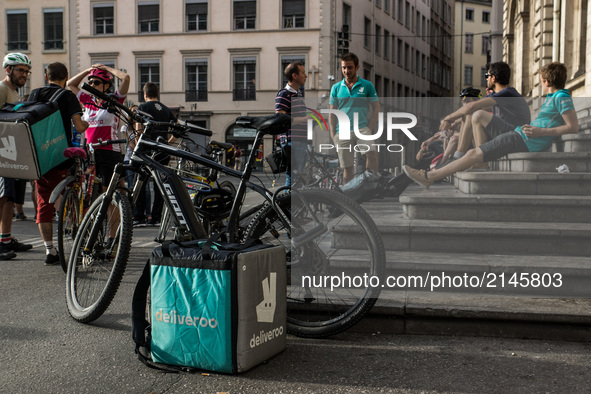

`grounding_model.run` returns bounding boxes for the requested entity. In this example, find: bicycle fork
[82,163,125,254]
